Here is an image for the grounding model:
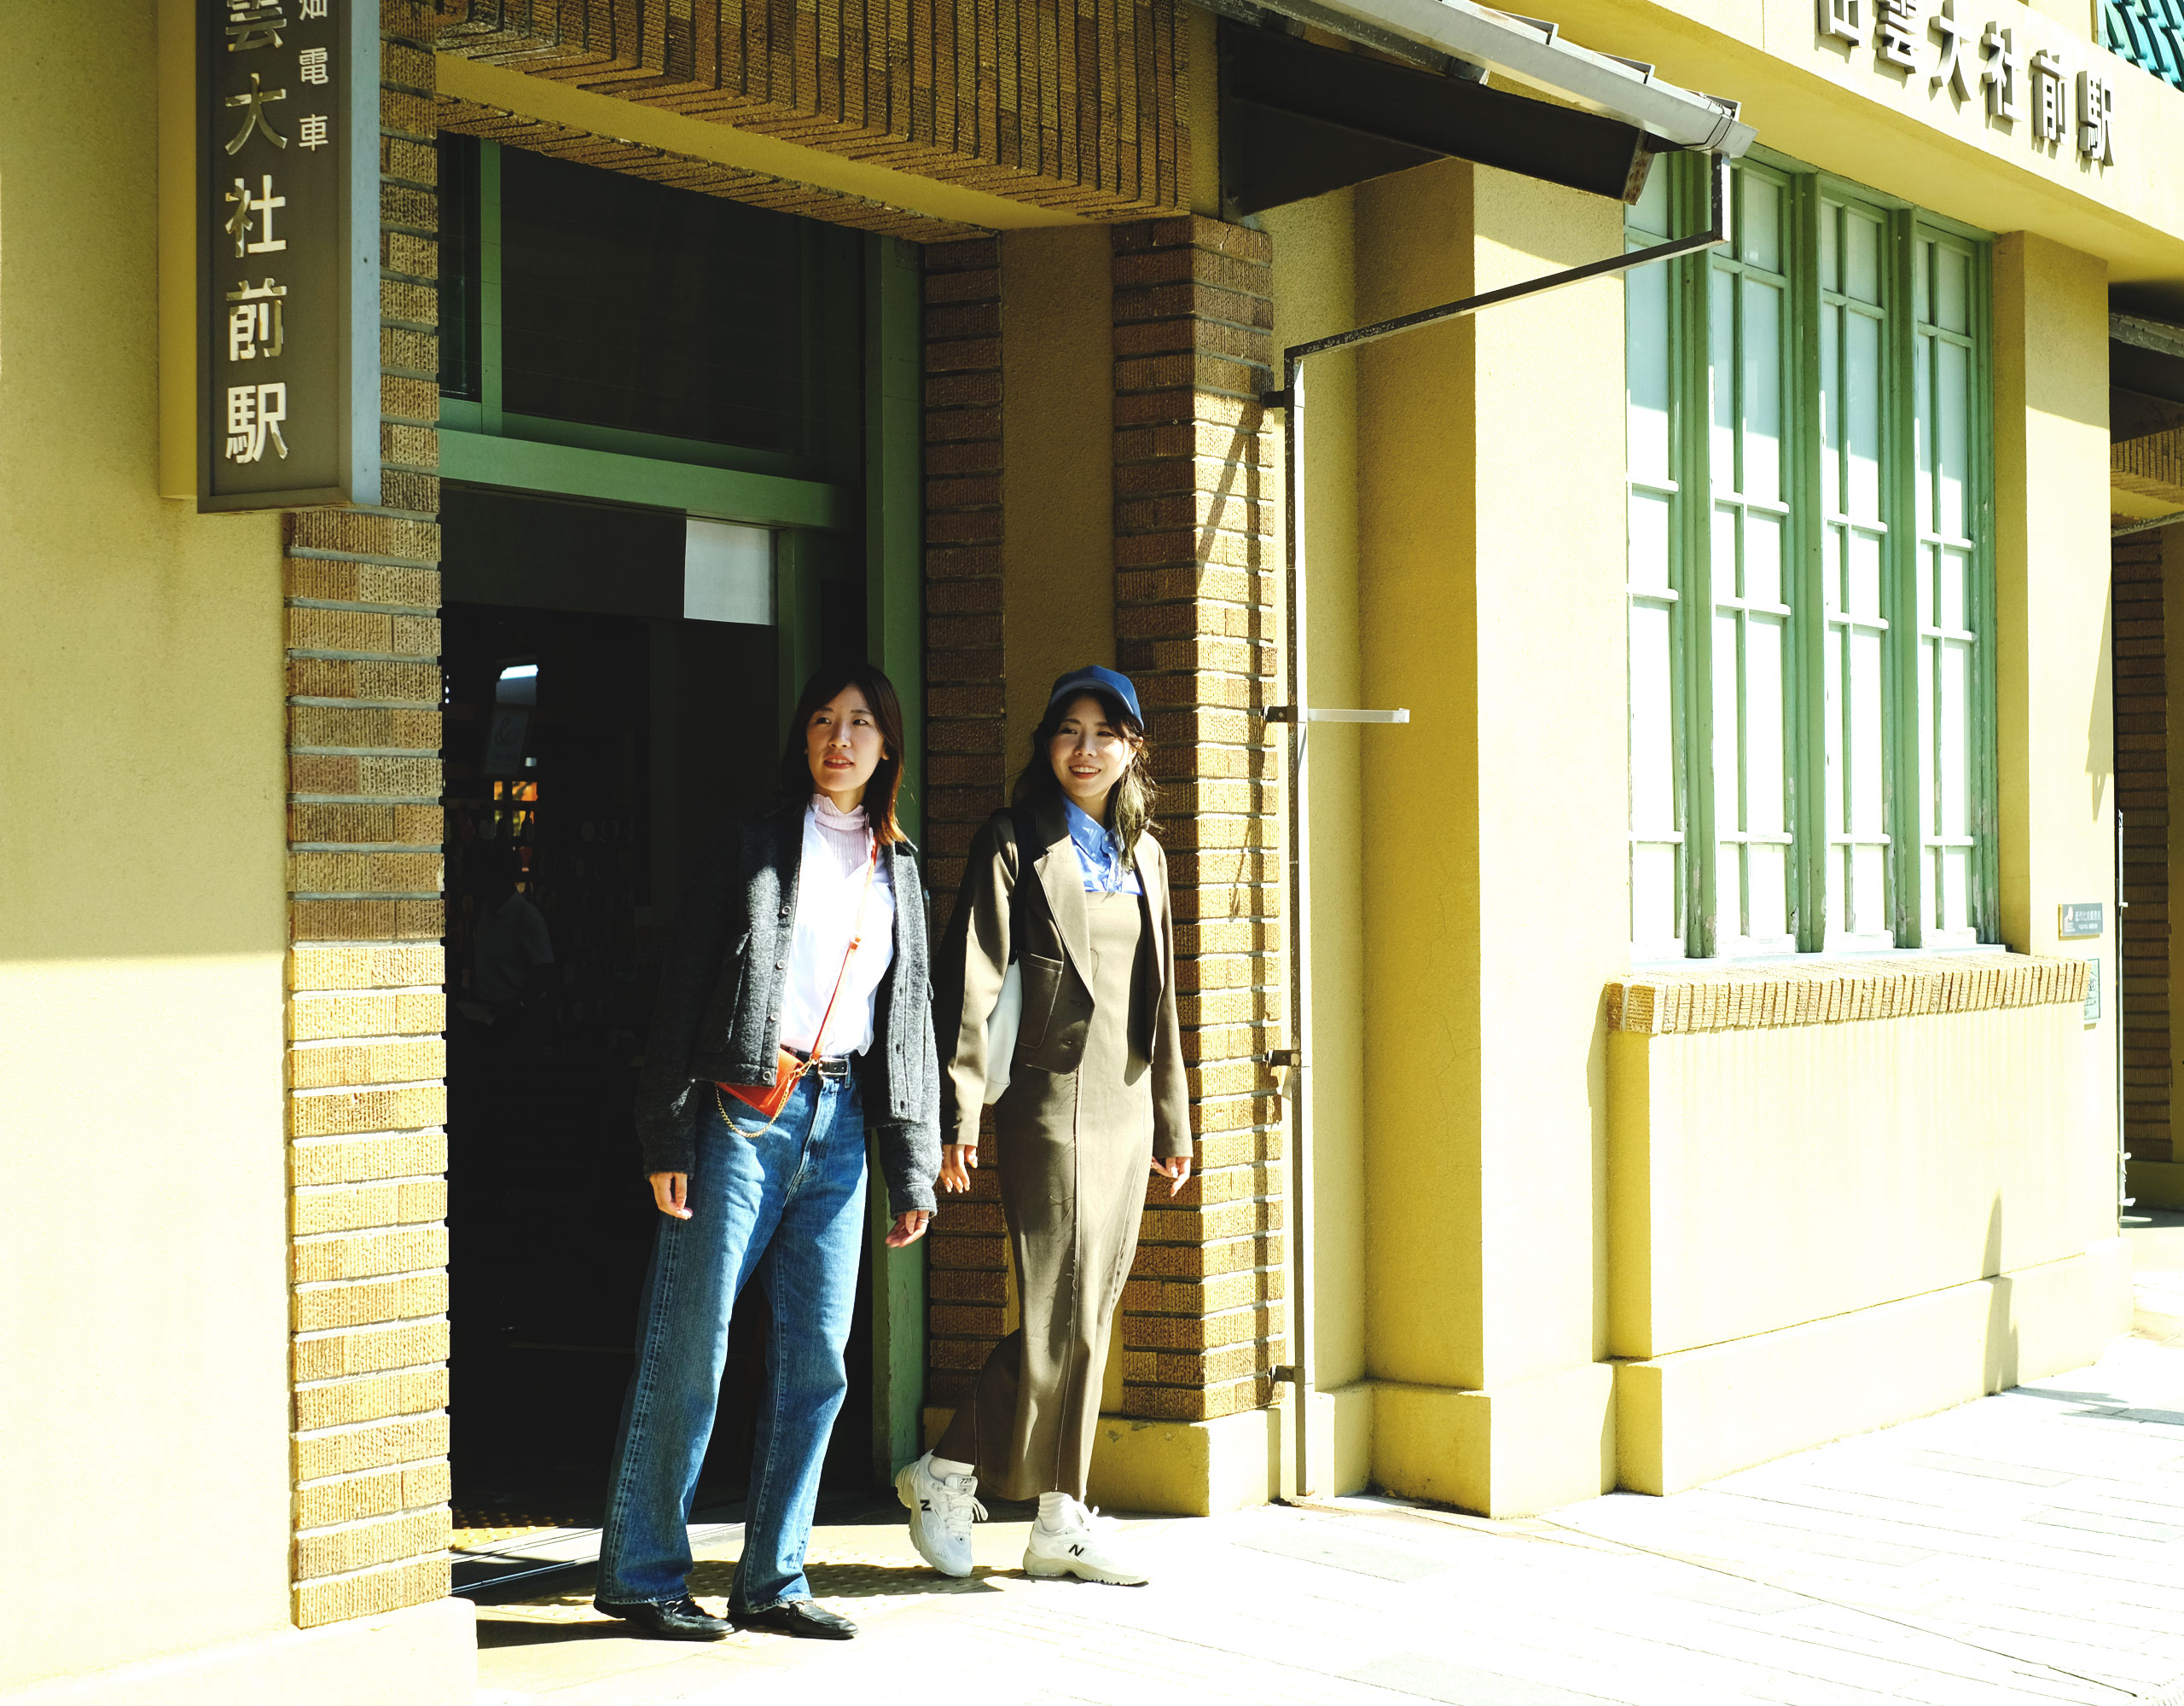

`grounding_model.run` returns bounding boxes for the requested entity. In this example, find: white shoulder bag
[982,809,1029,1105]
